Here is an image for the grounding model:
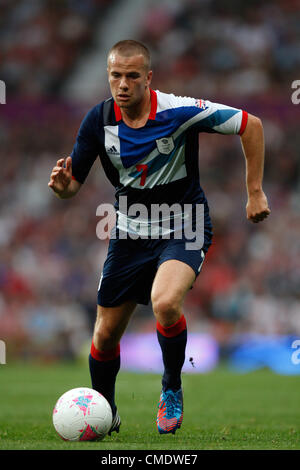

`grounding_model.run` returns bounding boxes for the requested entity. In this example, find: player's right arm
[48,156,81,199]
[48,105,101,199]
